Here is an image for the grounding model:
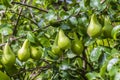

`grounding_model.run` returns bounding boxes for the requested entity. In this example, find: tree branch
[10,59,51,77]
[11,1,48,13]
[12,0,27,36]
[10,10,39,27]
